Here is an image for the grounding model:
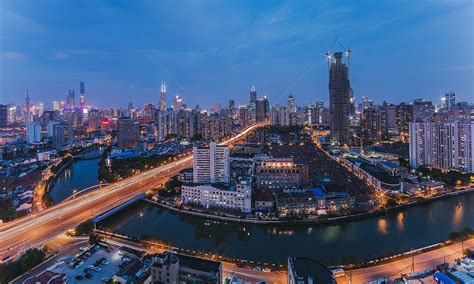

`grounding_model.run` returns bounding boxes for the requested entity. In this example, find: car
[101,277,110,282]
[102,260,109,265]
[75,261,84,268]
[253,266,262,271]
[75,275,84,280]
[262,268,271,273]
[331,268,345,278]
[79,246,88,251]
[94,266,102,272]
